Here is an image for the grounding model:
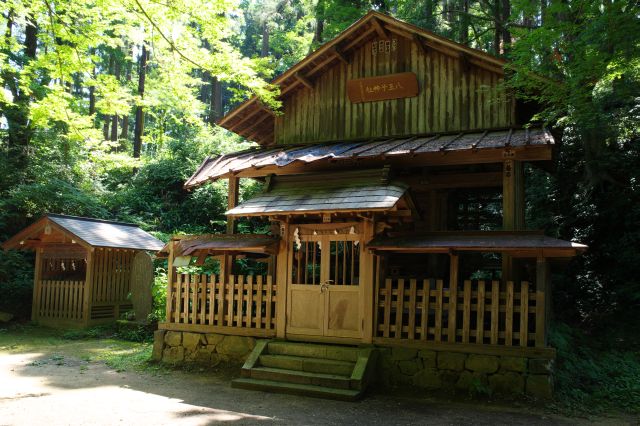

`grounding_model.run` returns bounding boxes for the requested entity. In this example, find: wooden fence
[375,278,542,348]
[167,274,277,335]
[35,280,85,320]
